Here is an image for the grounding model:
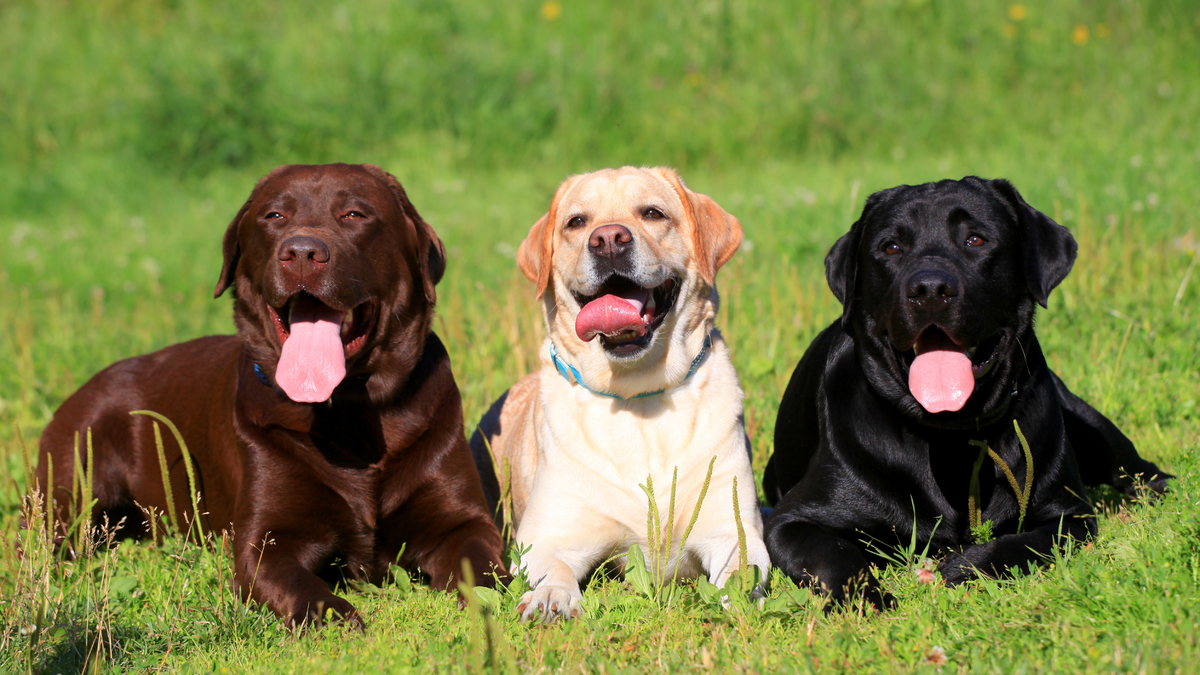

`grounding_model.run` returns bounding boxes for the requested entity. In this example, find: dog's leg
[764,518,894,610]
[1050,371,1172,494]
[233,532,364,630]
[511,498,615,623]
[686,472,772,605]
[939,514,1095,585]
